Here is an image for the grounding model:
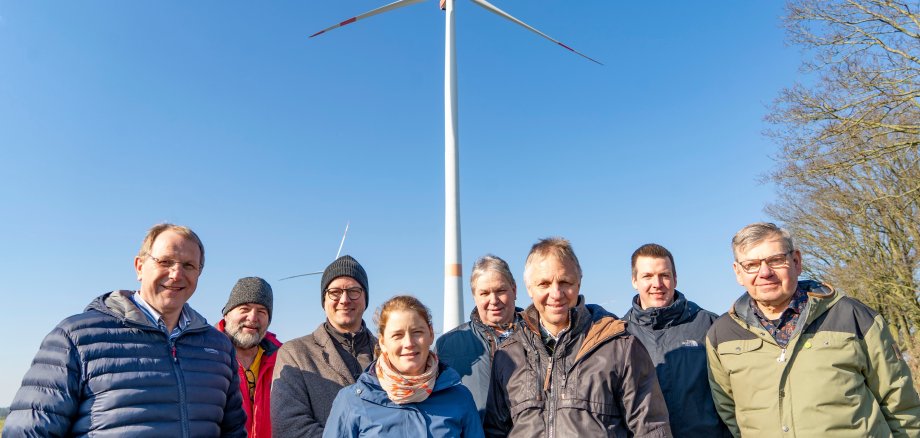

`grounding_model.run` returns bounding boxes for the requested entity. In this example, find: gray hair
[732,222,795,260]
[470,254,516,292]
[523,237,582,284]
